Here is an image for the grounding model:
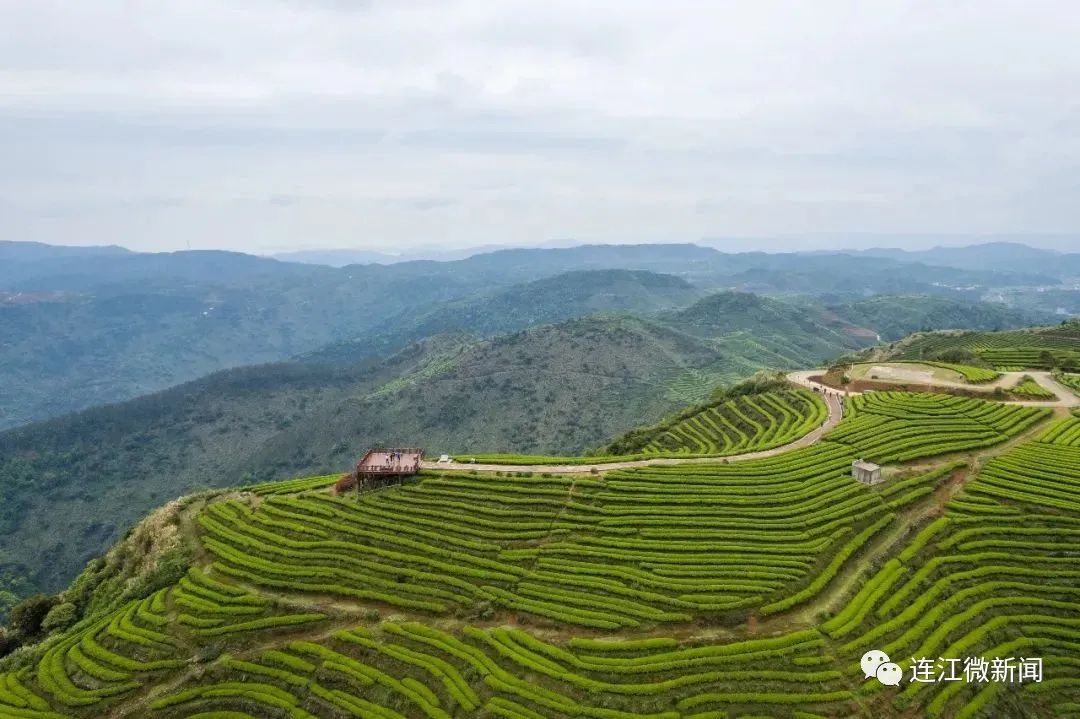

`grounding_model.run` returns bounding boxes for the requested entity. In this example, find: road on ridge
[422,388,845,474]
[789,367,1080,409]
[424,366,1077,474]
